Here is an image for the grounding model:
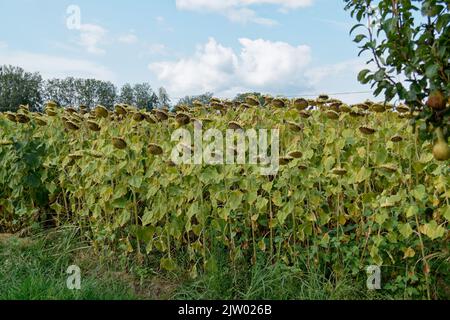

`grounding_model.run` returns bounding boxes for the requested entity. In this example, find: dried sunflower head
[325,110,340,120]
[350,110,364,118]
[293,98,309,110]
[65,121,80,131]
[224,101,234,108]
[332,167,347,176]
[288,151,303,159]
[371,104,385,113]
[286,121,303,132]
[87,121,101,132]
[45,108,58,116]
[210,98,221,104]
[95,105,109,118]
[356,103,369,111]
[396,104,410,113]
[391,135,403,143]
[299,111,311,119]
[176,112,191,125]
[228,121,243,130]
[5,112,17,122]
[245,95,260,107]
[272,98,286,108]
[279,156,294,166]
[112,137,127,150]
[359,126,376,135]
[148,143,163,155]
[329,102,342,112]
[133,112,145,122]
[154,109,169,121]
[34,117,48,126]
[115,104,128,115]
[16,114,31,124]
